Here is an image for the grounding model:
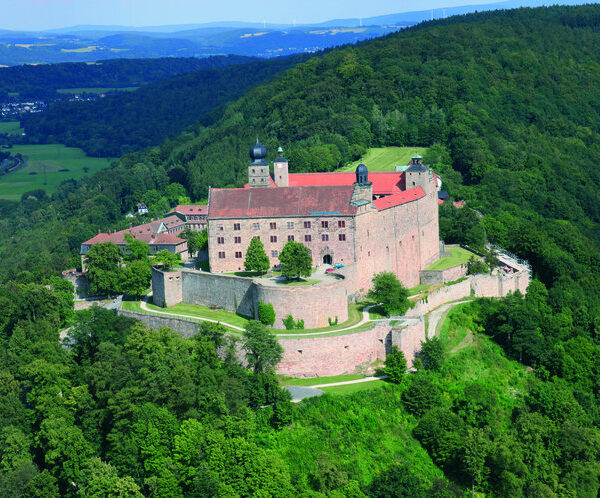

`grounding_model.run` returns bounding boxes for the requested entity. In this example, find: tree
[368,272,411,316]
[420,337,446,371]
[77,458,143,497]
[402,375,443,416]
[121,260,151,298]
[181,228,207,258]
[124,234,150,262]
[384,346,407,383]
[257,302,276,326]
[154,250,182,271]
[84,242,123,296]
[244,237,269,274]
[243,321,283,373]
[278,240,312,280]
[467,256,489,275]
